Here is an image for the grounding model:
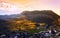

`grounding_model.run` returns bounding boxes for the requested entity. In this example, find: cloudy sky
[0,0,60,16]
